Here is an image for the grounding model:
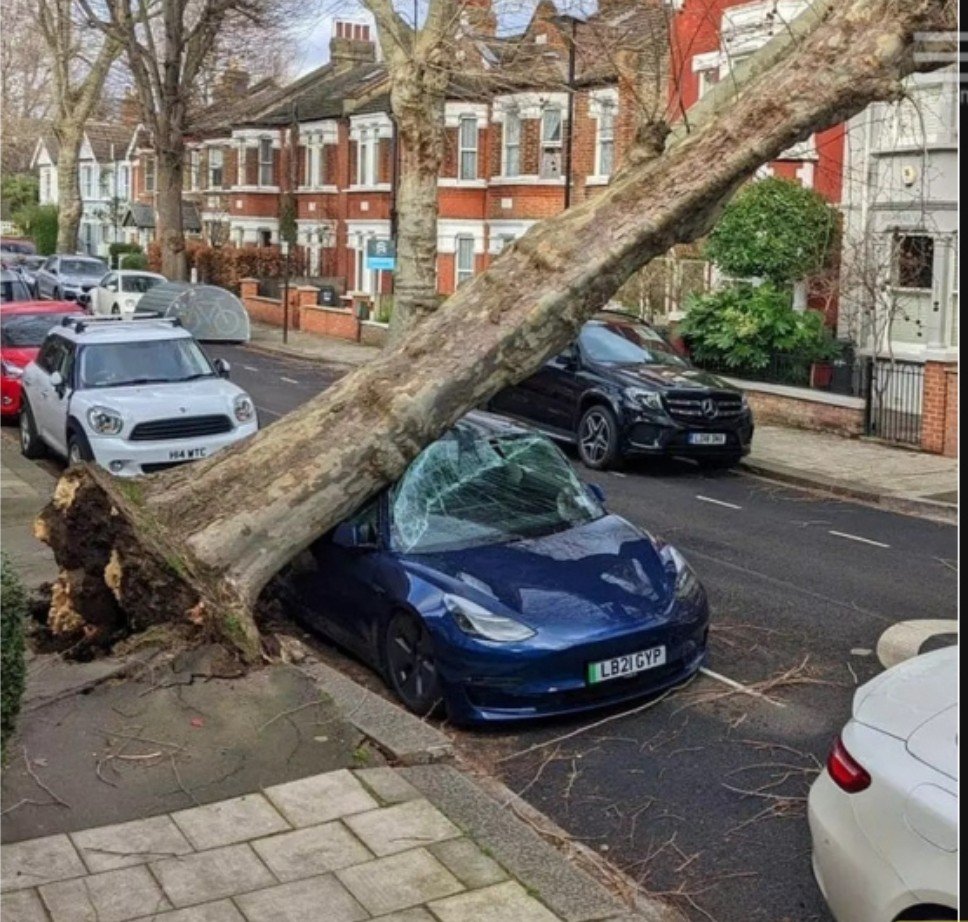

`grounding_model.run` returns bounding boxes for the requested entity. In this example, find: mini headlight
[1,360,23,379]
[444,595,535,642]
[87,406,123,435]
[624,386,664,412]
[233,394,255,423]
